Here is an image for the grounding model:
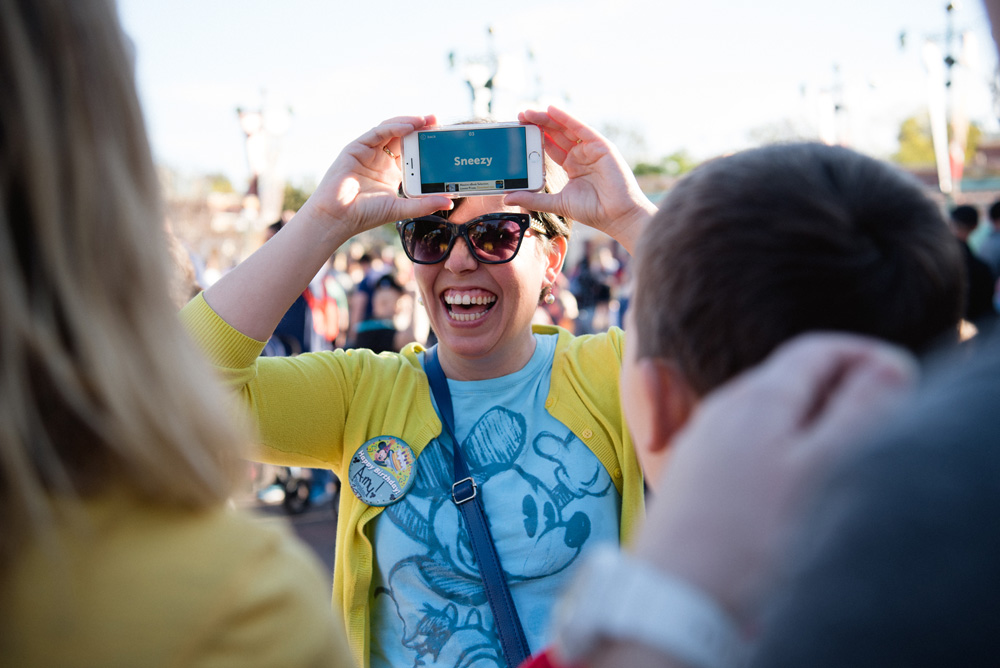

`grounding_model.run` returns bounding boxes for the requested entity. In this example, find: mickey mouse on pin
[348,435,417,506]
